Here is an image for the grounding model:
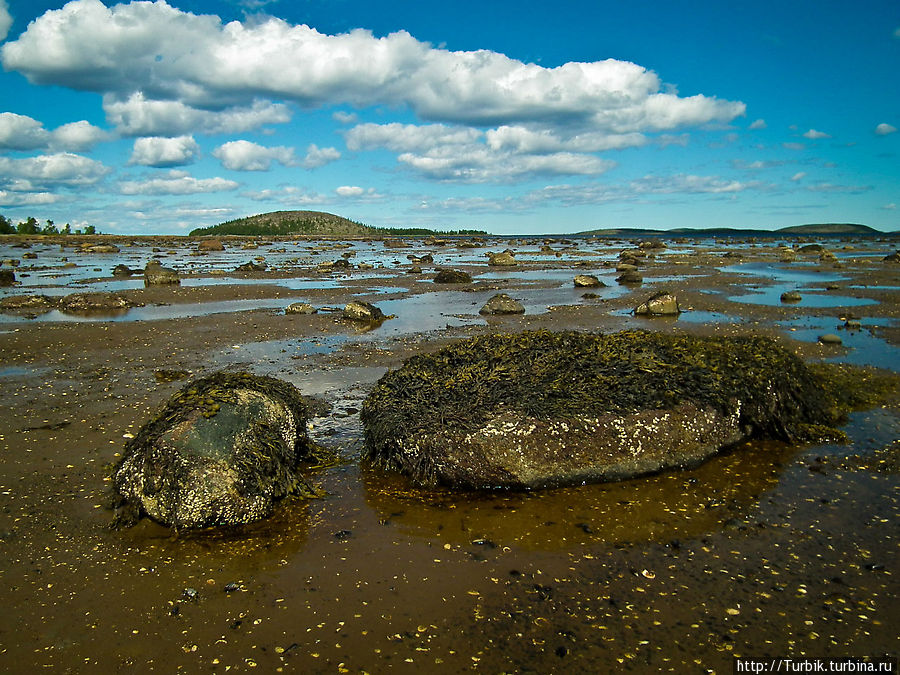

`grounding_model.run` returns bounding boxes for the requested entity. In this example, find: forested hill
[189,211,375,236]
